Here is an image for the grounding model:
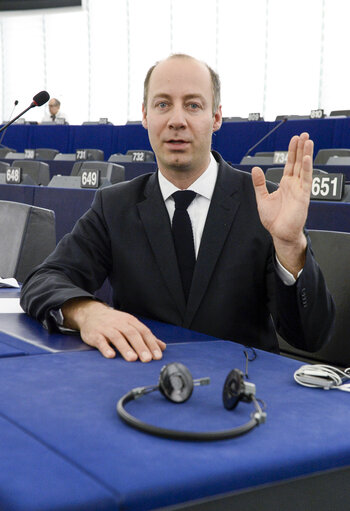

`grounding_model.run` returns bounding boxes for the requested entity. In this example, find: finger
[129,319,166,360]
[251,166,268,204]
[104,327,144,361]
[294,132,309,178]
[300,140,314,191]
[284,135,299,176]
[293,137,305,179]
[157,339,167,351]
[82,331,118,359]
